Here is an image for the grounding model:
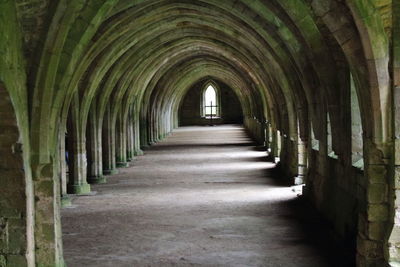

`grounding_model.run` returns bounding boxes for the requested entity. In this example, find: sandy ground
[62,125,353,267]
